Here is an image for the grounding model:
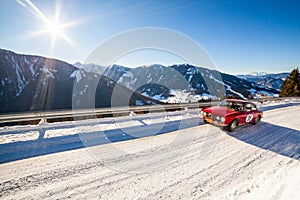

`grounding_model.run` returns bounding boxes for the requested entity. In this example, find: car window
[251,104,257,110]
[245,104,252,112]
[235,103,244,111]
[219,100,244,111]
